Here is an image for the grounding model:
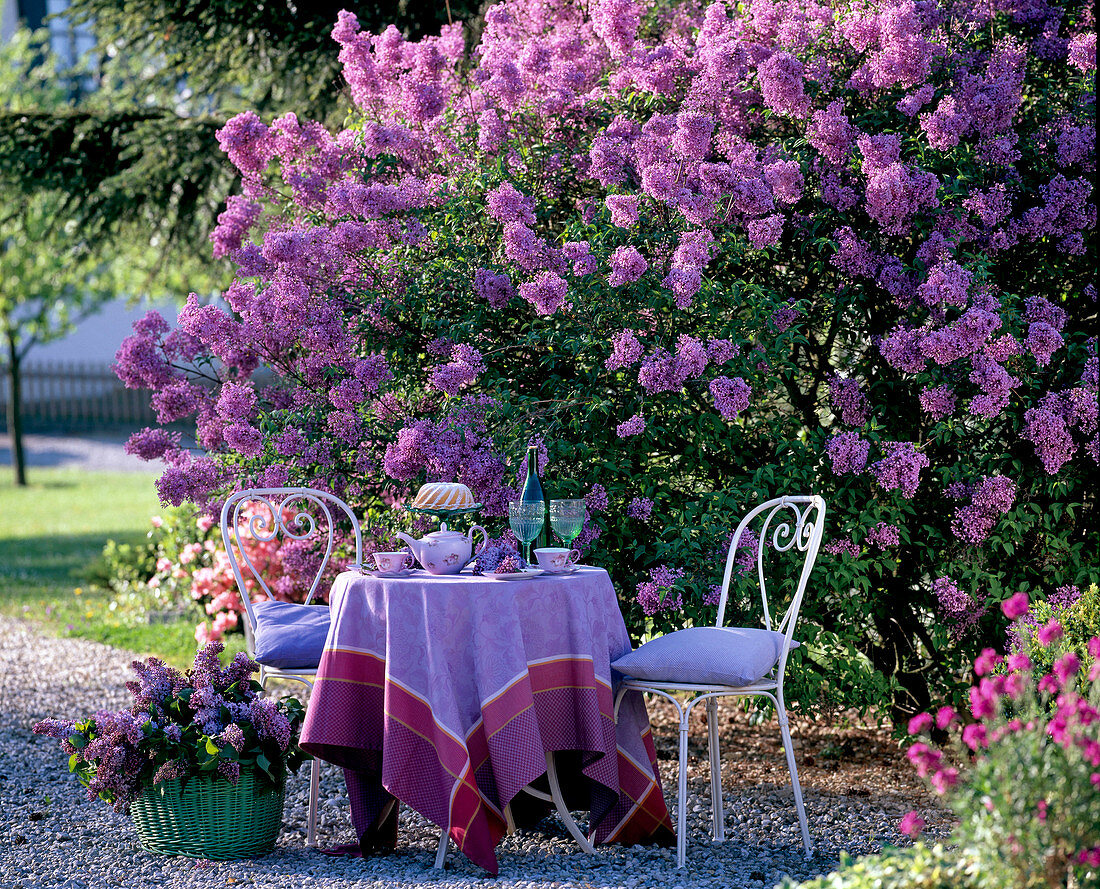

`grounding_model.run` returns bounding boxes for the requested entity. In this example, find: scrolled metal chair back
[713,495,826,640]
[220,487,364,635]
